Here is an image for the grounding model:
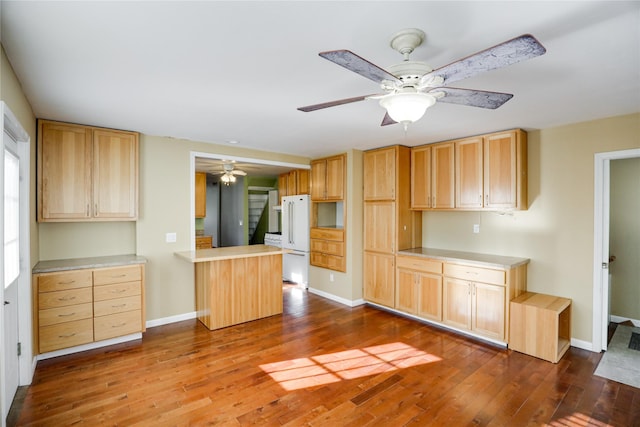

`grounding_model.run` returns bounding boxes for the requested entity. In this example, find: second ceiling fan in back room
[298,29,546,129]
